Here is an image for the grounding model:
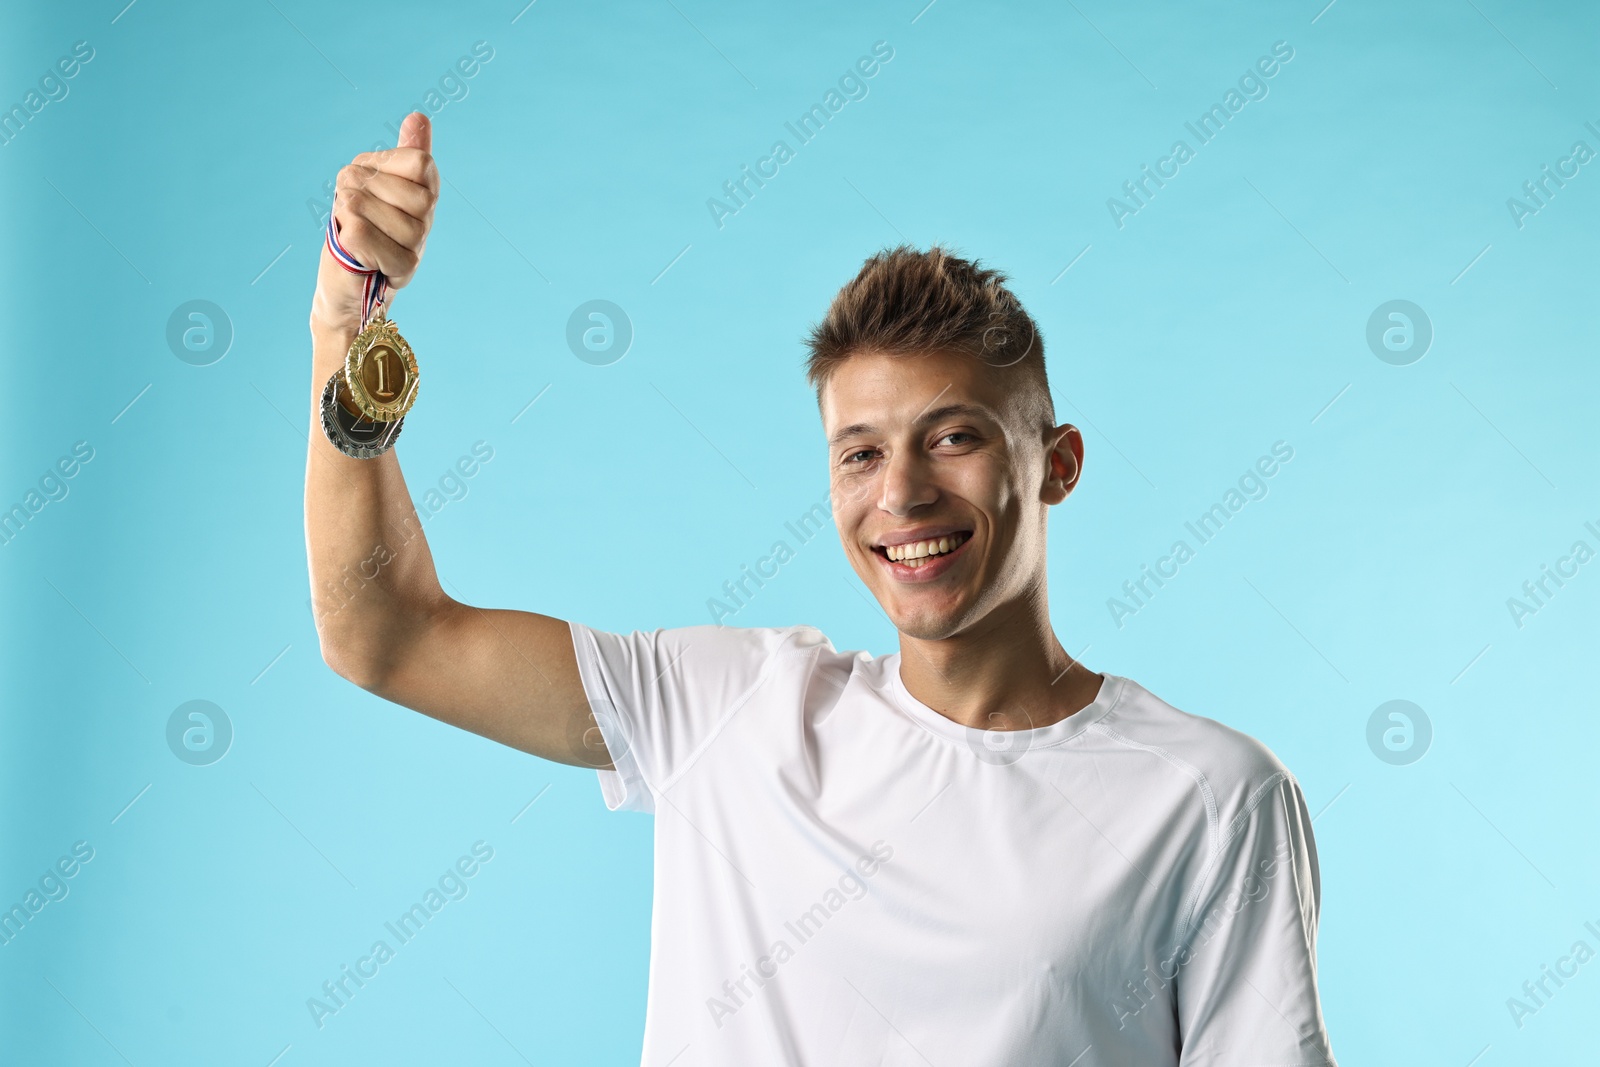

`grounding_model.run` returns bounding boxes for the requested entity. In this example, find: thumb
[397,111,431,153]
